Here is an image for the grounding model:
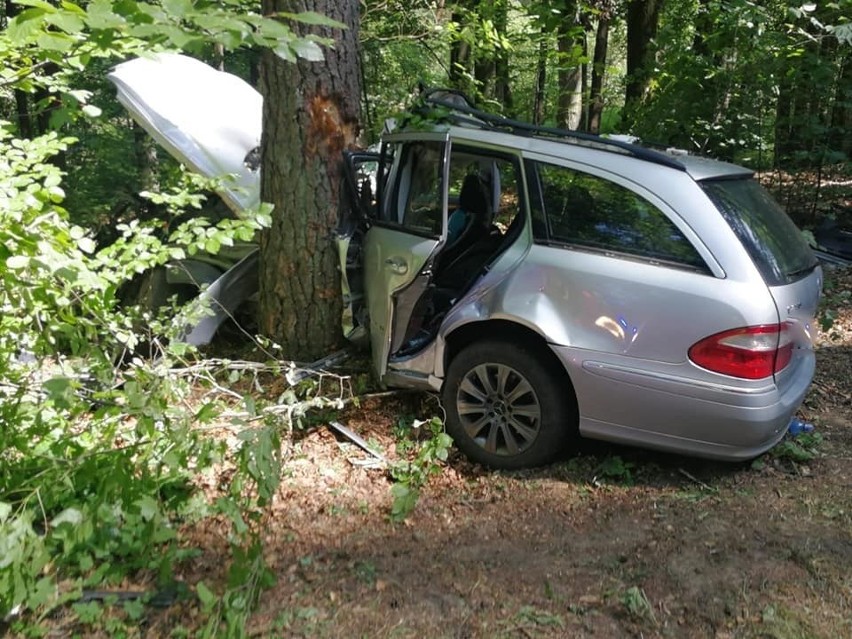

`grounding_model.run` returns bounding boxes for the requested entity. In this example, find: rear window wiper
[786,263,818,280]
